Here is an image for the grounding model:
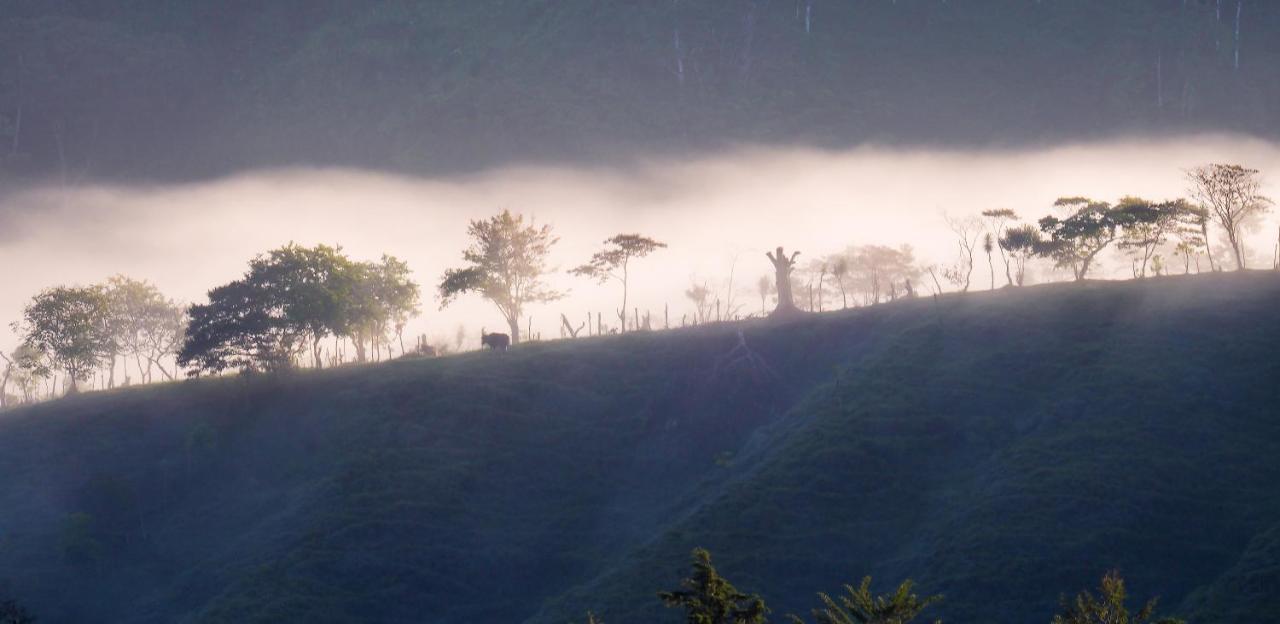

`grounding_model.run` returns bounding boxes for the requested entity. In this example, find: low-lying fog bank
[2,134,1278,355]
